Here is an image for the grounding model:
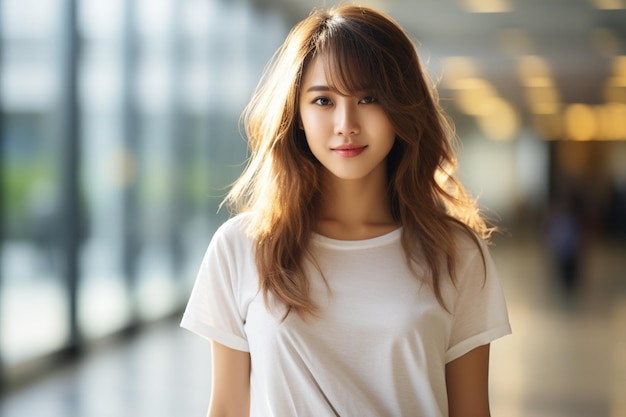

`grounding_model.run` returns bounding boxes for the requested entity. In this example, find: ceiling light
[449,77,498,115]
[523,76,554,88]
[477,97,520,141]
[530,102,561,115]
[564,104,597,141]
[517,55,551,82]
[441,56,480,88]
[459,0,513,13]
[589,0,626,9]
[526,86,560,106]
[604,76,626,103]
[613,56,626,76]
[596,103,626,140]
